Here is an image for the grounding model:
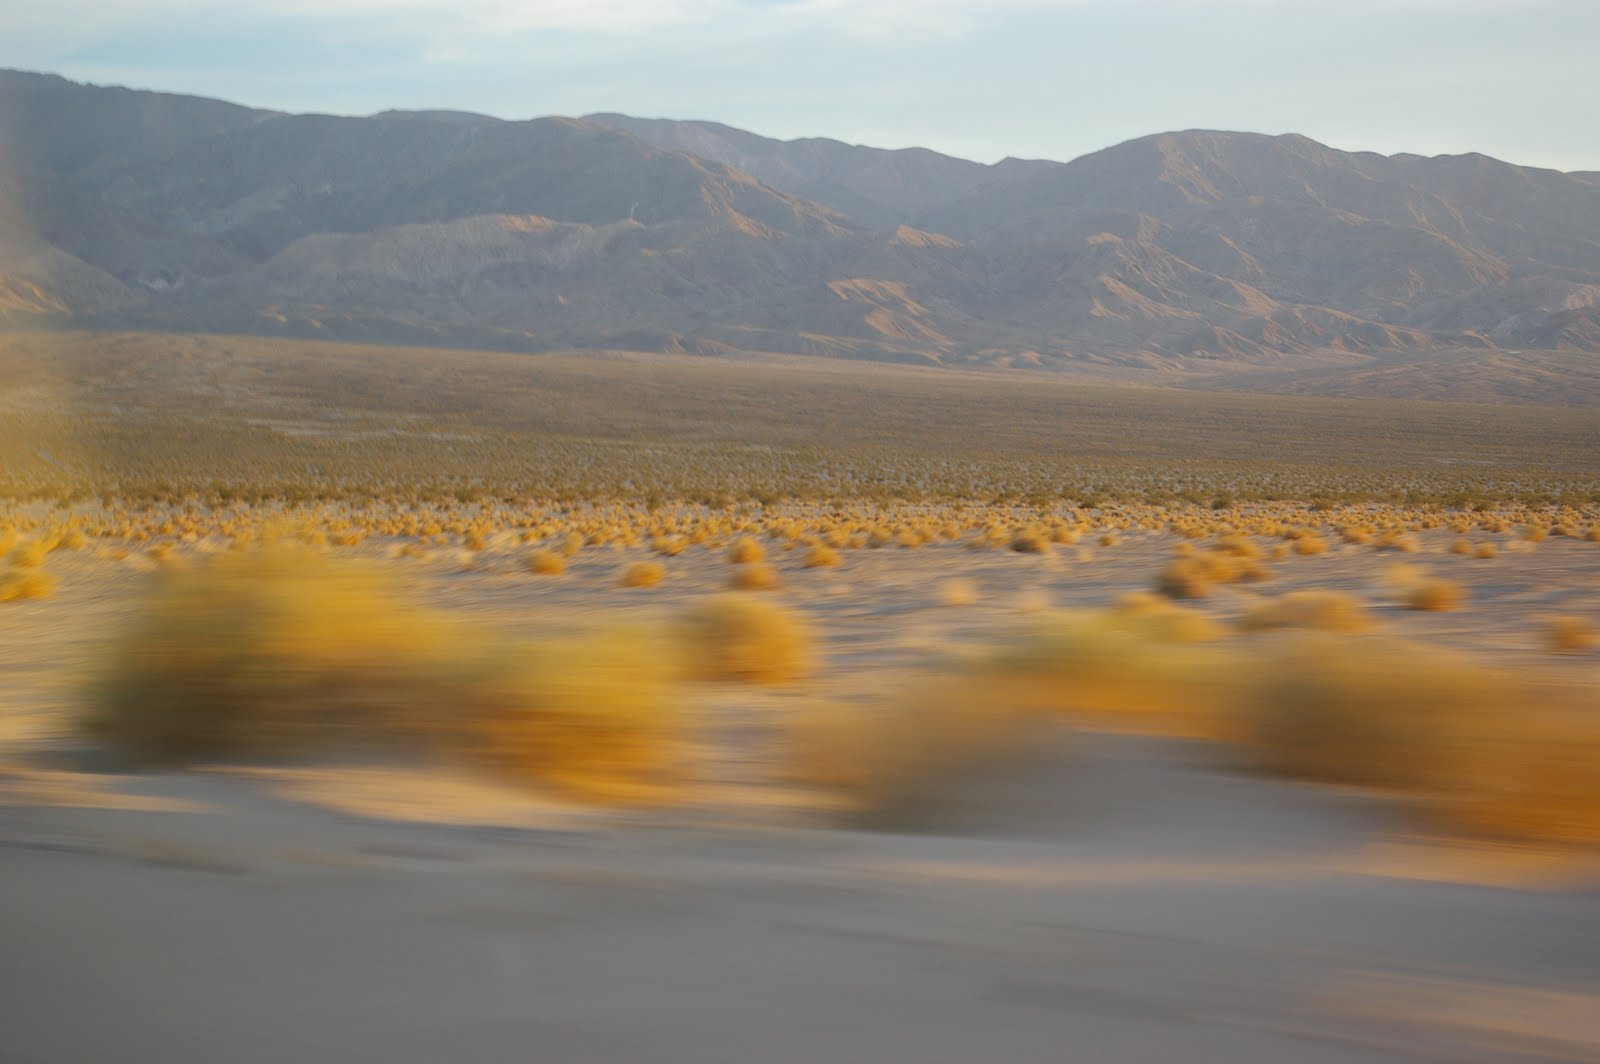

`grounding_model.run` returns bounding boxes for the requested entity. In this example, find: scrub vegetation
[1,330,1596,843]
